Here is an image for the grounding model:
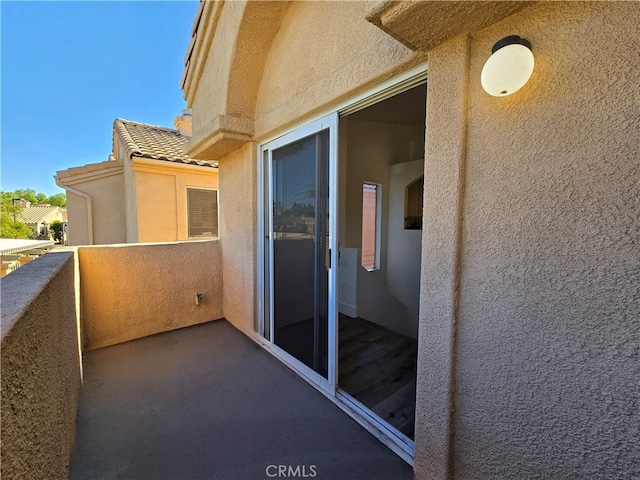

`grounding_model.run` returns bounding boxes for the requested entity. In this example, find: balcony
[1,241,412,479]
